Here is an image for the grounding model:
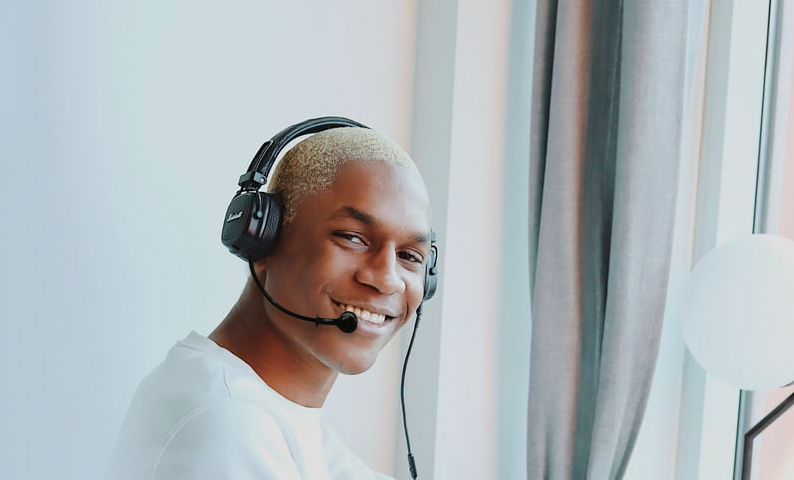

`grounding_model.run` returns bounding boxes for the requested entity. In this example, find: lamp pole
[740,390,794,479]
